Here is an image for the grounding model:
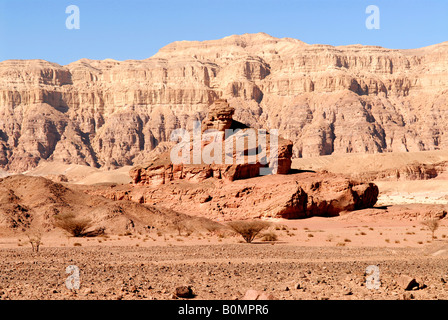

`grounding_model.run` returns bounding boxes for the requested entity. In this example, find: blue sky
[0,0,447,65]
